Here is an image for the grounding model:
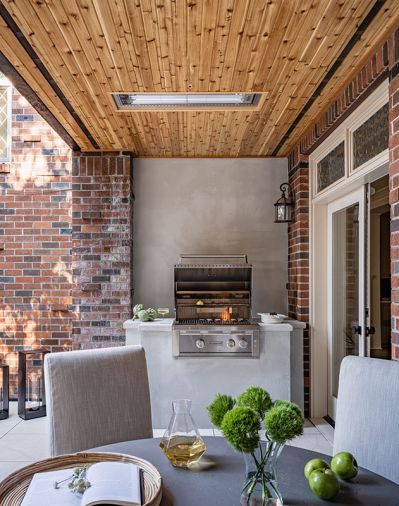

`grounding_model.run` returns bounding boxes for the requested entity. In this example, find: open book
[21,462,143,506]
